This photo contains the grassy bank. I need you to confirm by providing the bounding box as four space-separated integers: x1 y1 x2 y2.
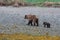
0 33 60 40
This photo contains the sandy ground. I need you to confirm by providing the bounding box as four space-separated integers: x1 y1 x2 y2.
0 33 60 40
0 25 60 36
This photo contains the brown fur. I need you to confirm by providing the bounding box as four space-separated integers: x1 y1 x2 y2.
24 14 39 26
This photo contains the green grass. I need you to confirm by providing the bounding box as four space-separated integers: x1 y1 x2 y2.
25 0 60 4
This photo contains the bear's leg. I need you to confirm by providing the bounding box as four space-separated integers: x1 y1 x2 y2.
30 20 33 26
34 22 36 26
36 19 39 26
43 22 46 27
44 24 46 27
27 20 33 26
47 24 50 28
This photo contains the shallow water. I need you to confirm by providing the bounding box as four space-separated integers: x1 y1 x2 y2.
0 6 60 27
0 6 60 35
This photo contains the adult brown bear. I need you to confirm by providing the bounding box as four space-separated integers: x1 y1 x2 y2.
24 14 39 26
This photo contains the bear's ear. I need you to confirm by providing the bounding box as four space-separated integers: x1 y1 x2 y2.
24 15 27 19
